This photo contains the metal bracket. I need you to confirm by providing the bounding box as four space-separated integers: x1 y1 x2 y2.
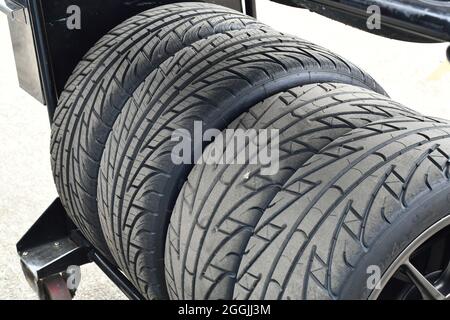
17 198 145 300
16 200 90 298
0 0 27 23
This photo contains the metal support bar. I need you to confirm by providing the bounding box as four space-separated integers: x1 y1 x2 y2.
274 0 450 43
28 0 58 122
89 252 145 300
0 0 26 23
245 0 257 18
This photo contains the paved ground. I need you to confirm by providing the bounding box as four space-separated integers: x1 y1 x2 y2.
0 0 449 300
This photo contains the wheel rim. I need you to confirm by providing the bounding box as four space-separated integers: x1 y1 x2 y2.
369 215 450 300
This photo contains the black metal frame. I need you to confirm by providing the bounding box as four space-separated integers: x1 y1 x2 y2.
27 0 58 122
17 198 146 300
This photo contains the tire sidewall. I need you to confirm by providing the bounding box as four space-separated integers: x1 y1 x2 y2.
339 182 450 300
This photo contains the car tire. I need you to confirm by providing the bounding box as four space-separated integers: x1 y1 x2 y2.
234 117 450 300
97 28 387 299
164 83 424 300
50 3 266 260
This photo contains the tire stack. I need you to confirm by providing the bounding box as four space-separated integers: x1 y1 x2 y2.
50 3 450 300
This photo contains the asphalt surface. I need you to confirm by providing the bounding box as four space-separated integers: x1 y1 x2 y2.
0 0 449 300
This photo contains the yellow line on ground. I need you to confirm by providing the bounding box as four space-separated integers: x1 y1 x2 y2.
428 61 450 81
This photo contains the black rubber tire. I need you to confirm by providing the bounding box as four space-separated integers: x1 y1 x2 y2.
233 117 450 300
50 2 265 259
164 83 426 300
97 28 387 299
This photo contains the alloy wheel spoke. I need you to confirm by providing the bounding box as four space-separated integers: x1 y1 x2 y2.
403 261 445 300
437 258 450 284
